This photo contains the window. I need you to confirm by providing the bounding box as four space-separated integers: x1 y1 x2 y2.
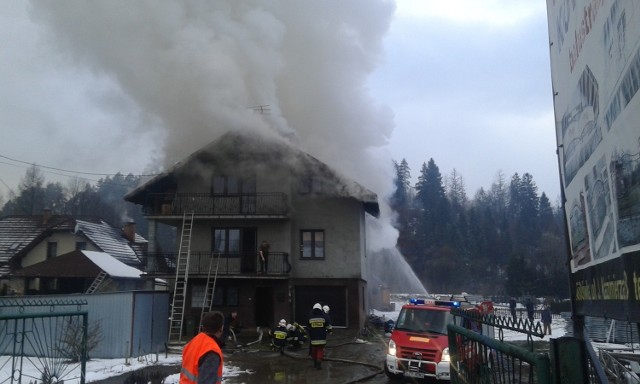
212 286 239 306
75 242 87 250
298 175 325 195
213 229 240 255
212 175 255 195
192 285 239 308
46 242 57 259
300 230 324 259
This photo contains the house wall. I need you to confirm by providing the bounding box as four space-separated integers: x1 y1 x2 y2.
289 196 364 279
23 232 98 267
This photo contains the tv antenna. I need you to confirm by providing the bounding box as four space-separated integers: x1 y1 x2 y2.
249 104 271 115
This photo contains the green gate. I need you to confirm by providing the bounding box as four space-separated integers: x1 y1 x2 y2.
448 308 608 383
0 298 88 384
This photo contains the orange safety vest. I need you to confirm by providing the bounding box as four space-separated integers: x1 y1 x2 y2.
180 333 224 384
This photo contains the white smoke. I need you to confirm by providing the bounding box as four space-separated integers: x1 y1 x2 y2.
29 0 424 293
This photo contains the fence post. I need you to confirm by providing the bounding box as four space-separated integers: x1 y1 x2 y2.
549 337 587 383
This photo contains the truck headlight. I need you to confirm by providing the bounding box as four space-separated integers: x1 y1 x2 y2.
442 347 450 362
388 339 397 356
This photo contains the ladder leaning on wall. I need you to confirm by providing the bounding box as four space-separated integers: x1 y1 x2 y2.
168 212 194 344
199 252 222 328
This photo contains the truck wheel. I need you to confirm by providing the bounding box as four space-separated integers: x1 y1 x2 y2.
384 365 401 382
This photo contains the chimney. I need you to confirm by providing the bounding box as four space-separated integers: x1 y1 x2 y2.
42 208 52 225
123 221 136 243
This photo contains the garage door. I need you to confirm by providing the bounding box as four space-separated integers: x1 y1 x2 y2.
294 286 347 327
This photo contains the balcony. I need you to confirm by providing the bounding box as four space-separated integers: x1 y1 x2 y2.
145 251 292 277
143 192 288 217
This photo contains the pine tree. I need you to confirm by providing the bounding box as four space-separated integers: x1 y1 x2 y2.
415 159 450 248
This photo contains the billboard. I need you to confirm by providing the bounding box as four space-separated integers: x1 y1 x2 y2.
547 0 640 320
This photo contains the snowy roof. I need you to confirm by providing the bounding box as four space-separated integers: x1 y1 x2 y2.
75 219 144 266
0 215 76 264
81 250 143 279
0 214 146 277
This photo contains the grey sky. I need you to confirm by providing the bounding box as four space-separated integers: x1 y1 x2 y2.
372 1 559 200
0 1 560 206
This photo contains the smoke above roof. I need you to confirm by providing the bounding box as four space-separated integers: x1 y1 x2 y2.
29 1 396 194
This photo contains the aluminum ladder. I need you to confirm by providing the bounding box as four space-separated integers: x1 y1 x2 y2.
168 212 194 343
199 253 222 327
85 271 108 294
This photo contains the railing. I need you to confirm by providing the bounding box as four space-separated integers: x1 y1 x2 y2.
144 192 288 216
448 323 551 384
146 251 292 276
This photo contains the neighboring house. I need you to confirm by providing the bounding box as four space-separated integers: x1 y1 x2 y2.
0 211 147 295
125 131 380 337
14 250 145 294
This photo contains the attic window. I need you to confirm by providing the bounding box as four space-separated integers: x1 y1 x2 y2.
299 175 325 195
10 242 20 250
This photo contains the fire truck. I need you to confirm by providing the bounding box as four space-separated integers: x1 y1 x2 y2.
384 298 494 382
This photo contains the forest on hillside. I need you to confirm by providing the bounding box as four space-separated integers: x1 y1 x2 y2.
1 160 570 298
389 158 569 298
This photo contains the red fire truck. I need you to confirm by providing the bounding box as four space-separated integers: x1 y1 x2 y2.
384 298 494 382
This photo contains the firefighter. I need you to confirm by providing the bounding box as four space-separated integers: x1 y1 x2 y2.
180 311 224 384
287 322 307 350
308 303 332 369
322 305 331 326
270 319 289 355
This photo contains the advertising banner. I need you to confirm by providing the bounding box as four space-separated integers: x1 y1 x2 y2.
547 0 640 320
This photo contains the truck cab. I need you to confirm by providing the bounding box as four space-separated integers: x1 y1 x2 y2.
385 298 460 381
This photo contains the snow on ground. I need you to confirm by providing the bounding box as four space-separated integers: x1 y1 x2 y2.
1 352 248 384
7 296 638 383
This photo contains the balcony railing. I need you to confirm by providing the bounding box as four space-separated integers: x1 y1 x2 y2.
145 251 292 276
144 192 288 216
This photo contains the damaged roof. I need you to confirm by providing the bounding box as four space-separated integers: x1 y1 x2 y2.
125 131 380 216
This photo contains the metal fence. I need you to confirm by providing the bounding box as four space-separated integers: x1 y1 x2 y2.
0 298 88 384
447 308 612 383
1 292 169 359
448 323 551 384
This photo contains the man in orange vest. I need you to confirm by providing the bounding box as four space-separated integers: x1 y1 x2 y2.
180 311 224 383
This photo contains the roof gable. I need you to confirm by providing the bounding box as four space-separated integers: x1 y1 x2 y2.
0 215 75 265
0 215 145 272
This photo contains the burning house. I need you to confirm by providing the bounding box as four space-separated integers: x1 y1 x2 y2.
125 131 380 338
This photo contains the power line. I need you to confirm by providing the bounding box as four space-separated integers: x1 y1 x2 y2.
0 153 160 178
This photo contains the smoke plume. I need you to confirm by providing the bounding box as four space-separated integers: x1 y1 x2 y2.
29 0 425 293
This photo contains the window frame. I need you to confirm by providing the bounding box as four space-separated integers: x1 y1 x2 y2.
46 242 57 260
299 230 325 260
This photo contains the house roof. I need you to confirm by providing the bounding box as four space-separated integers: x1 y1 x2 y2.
0 214 76 265
125 131 380 216
75 219 145 266
0 215 145 276
14 250 143 279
